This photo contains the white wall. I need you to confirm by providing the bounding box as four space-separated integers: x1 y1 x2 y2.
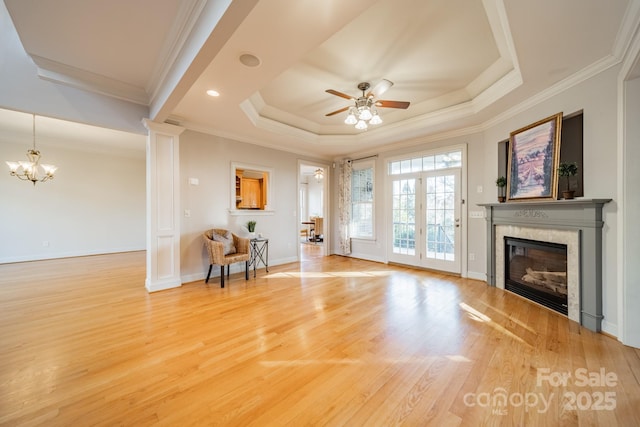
0 141 146 263
178 130 323 283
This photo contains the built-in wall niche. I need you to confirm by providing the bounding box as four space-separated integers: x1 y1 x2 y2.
230 162 274 215
498 111 583 199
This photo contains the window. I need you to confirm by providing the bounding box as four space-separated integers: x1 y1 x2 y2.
388 150 462 175
351 162 374 239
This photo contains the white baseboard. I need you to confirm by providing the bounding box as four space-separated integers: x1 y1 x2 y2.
601 319 618 338
145 277 182 293
346 252 386 264
466 271 487 281
0 246 145 264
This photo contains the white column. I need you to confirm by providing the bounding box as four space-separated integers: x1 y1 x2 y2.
142 119 185 292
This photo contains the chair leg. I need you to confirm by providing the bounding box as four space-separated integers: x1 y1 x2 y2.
245 260 249 280
220 265 225 288
205 264 213 283
227 264 230 279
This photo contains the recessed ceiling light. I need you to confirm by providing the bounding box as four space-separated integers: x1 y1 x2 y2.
206 89 220 97
239 53 261 68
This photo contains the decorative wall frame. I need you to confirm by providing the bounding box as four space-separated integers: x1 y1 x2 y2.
507 113 562 201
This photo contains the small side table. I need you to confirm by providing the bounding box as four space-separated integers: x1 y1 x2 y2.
249 238 269 277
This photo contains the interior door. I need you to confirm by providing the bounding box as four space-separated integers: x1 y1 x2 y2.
388 169 461 274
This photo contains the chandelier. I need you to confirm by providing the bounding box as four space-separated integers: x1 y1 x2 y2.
314 168 324 182
6 114 57 185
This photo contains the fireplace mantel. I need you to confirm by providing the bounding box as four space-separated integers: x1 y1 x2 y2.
478 198 611 331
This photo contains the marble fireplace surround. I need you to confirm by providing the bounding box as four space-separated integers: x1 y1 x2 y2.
479 199 611 332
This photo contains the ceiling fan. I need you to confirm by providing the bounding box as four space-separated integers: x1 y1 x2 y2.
325 79 410 129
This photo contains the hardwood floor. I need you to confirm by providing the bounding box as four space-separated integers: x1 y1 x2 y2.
1 250 639 426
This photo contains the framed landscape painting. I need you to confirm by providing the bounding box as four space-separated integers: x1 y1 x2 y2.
507 113 562 201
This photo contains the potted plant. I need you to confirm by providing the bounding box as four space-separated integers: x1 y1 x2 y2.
557 162 578 199
496 176 507 203
246 220 257 238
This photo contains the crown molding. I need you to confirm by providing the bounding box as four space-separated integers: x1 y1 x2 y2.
31 55 149 105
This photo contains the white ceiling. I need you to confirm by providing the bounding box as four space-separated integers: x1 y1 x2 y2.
3 0 638 159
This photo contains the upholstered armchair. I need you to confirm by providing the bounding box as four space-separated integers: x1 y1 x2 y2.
202 229 250 288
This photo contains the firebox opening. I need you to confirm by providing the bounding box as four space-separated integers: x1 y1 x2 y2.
504 237 568 315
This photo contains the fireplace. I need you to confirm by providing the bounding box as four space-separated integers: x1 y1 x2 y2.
479 199 611 332
504 237 568 315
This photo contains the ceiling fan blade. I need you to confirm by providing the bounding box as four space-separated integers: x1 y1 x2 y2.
326 89 354 100
325 106 350 117
367 79 393 98
376 100 410 109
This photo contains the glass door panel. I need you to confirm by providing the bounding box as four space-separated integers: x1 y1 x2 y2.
423 170 460 272
389 177 418 263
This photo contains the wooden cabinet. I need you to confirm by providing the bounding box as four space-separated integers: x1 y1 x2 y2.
238 178 263 209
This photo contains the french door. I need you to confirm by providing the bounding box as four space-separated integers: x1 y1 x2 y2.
389 168 461 273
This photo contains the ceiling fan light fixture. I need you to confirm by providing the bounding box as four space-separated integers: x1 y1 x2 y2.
325 80 409 131
345 107 357 125
355 120 368 130
358 107 372 121
369 112 382 125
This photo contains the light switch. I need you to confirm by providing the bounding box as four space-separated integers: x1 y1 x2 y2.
469 211 485 219
189 178 199 186
477 185 483 193
184 209 191 217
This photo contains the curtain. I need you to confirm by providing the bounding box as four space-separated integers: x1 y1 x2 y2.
338 160 352 255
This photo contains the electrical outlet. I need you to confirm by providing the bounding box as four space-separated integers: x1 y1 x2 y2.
469 253 475 261
477 185 483 193
184 209 191 218
42 241 49 247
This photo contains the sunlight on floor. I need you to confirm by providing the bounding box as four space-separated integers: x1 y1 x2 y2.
459 302 532 348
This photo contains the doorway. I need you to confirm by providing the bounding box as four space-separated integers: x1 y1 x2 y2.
298 162 328 259
387 148 464 274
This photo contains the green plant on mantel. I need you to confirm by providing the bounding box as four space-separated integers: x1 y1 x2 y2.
557 162 579 199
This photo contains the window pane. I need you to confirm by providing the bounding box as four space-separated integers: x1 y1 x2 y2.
400 159 411 174
411 158 422 172
391 177 416 255
423 156 435 171
447 151 462 167
390 161 400 175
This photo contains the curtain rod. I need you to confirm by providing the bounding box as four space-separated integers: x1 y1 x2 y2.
347 154 378 163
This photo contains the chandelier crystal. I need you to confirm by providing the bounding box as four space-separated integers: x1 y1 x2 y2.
6 114 57 185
